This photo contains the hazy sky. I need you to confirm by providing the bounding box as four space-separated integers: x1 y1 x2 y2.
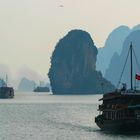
0 0 140 82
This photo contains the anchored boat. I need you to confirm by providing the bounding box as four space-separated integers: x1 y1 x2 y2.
95 43 140 132
0 75 14 99
33 86 50 92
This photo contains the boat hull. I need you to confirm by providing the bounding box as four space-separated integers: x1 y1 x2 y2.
0 87 14 99
95 116 140 132
33 87 50 92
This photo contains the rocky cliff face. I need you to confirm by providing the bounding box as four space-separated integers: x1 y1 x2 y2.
48 30 115 94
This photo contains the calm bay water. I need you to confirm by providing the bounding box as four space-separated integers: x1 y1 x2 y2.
0 92 140 140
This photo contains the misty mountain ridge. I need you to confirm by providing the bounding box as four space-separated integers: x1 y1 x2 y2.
105 29 140 88
18 77 51 92
18 77 36 92
0 64 48 90
97 24 140 76
97 25 130 75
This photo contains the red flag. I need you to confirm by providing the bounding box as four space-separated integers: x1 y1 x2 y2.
135 74 140 80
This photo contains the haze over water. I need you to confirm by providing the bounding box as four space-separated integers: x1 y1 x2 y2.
0 92 139 140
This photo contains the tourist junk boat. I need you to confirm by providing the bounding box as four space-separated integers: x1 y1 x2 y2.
0 75 14 99
95 43 140 132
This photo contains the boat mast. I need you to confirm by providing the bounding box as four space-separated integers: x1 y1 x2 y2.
130 42 133 90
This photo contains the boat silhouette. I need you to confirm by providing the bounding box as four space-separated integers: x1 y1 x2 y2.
0 75 14 98
95 43 140 132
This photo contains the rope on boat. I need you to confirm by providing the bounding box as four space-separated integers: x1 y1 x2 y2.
117 48 130 89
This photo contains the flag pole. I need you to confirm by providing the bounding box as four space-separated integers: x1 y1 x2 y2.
130 42 133 90
134 74 136 91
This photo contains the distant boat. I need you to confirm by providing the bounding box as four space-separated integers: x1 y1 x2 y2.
0 87 14 98
95 43 140 132
33 86 50 92
0 75 14 99
33 81 50 92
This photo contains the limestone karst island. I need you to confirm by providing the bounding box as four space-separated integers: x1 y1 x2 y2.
48 30 115 94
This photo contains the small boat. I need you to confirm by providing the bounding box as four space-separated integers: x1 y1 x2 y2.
33 86 50 92
95 43 140 132
0 87 14 98
0 75 14 99
33 81 50 92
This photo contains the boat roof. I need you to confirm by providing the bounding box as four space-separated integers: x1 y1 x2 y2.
99 90 140 101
